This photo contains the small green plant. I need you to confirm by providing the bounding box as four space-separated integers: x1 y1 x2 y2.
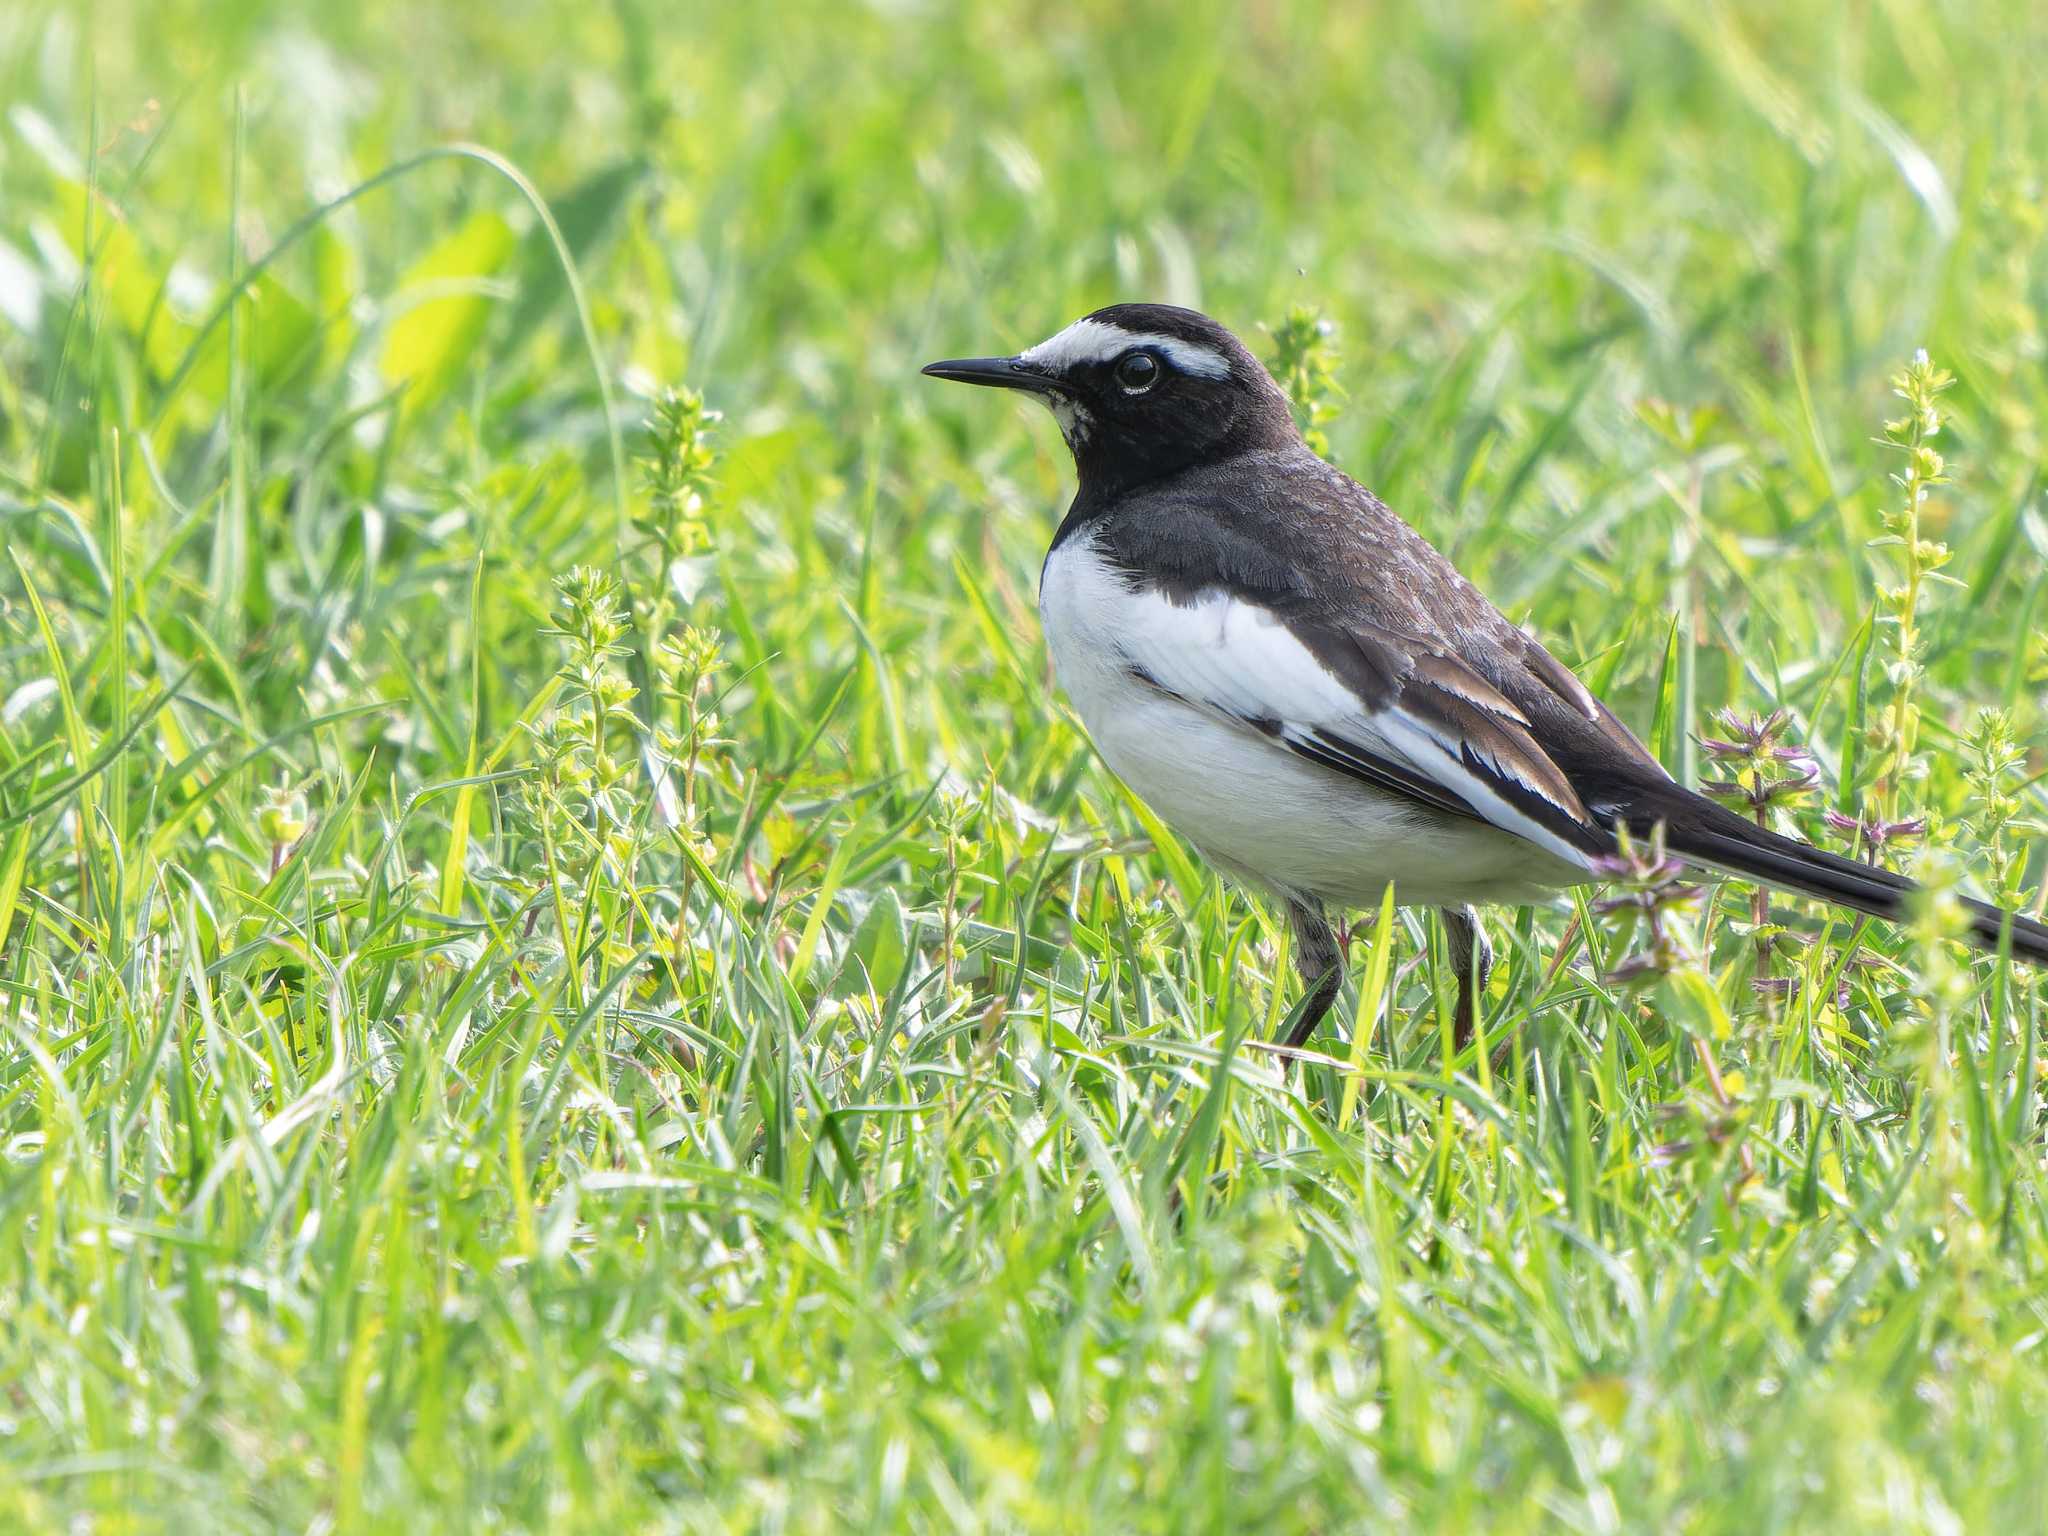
1591 822 1704 987
1268 305 1345 458
1963 708 2038 910
931 780 983 1001
1700 707 1820 976
632 388 730 981
635 385 722 650
1868 350 1959 820
1593 824 1756 1189
654 622 727 837
534 564 640 833
523 565 643 989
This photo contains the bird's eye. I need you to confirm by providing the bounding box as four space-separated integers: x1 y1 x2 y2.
1113 351 1161 394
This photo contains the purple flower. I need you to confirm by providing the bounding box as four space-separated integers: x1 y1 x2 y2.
1701 708 1788 754
1588 849 1687 885
1823 809 1926 851
1703 757 1821 815
1595 883 1703 916
1696 705 1823 827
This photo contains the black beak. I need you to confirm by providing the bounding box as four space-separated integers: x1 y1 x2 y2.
920 355 1062 395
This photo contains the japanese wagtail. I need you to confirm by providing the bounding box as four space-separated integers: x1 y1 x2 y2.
924 303 2048 1050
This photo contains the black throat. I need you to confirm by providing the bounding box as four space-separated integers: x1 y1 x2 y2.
1052 392 1300 549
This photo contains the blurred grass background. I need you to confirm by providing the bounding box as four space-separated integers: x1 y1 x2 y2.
3 0 2047 1530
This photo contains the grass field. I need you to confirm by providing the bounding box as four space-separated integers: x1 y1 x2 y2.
5 0 2048 1529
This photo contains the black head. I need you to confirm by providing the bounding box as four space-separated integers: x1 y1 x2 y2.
923 303 1301 499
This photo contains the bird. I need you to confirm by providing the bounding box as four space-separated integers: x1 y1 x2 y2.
923 302 2048 1053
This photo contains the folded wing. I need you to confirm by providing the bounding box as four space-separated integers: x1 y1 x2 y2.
1109 583 1610 871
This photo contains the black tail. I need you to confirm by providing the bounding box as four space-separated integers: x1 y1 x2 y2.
1639 789 2048 965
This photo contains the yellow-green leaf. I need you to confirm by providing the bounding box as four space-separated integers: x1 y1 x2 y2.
0 823 30 953
379 211 515 410
1339 881 1397 1130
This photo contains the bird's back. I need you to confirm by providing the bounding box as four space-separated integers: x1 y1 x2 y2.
1080 446 1671 810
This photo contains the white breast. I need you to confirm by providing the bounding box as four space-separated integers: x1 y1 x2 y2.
1037 532 1579 910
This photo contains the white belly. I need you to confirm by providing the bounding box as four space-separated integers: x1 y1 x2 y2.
1038 534 1580 910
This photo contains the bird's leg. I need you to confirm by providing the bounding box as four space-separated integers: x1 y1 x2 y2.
1281 898 1344 1051
1443 905 1493 1050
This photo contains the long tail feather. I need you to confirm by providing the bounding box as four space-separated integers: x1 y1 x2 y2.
1638 790 2048 964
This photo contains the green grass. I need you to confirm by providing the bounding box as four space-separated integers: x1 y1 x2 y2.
4 0 2048 1528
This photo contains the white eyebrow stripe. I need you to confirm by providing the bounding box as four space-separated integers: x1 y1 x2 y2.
1018 318 1232 379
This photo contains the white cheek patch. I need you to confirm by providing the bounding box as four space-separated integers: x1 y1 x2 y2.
1047 397 1094 448
1020 317 1231 380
